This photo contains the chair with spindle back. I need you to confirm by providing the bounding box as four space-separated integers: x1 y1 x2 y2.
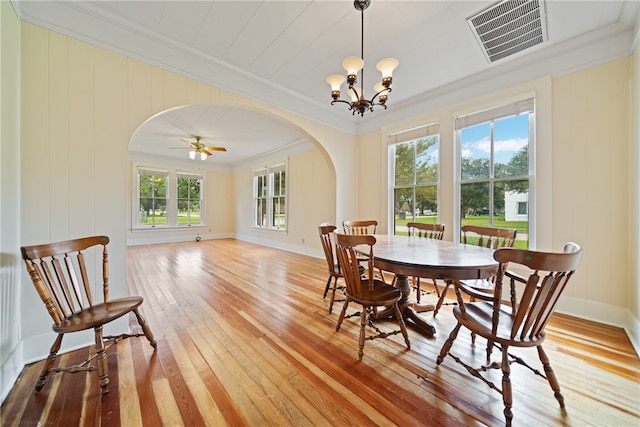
21 235 157 394
342 220 388 282
433 225 517 316
318 223 345 314
334 232 410 361
406 222 445 303
437 243 583 427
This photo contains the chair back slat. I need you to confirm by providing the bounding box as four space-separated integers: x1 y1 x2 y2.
461 225 517 249
335 233 376 298
21 236 111 326
318 223 340 275
493 243 582 342
407 222 445 240
342 220 377 235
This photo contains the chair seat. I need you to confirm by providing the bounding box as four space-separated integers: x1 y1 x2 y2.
453 301 544 348
457 278 495 300
53 296 144 333
348 279 402 307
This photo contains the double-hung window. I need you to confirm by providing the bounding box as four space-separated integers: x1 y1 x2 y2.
137 168 168 227
135 165 205 228
455 98 534 248
253 162 287 230
390 124 440 235
177 172 203 226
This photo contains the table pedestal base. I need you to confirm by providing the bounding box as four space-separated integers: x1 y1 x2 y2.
376 274 436 337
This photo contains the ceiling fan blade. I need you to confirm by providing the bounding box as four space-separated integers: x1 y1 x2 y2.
205 146 227 152
201 149 214 156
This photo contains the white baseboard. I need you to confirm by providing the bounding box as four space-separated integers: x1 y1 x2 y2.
556 296 639 356
0 343 23 403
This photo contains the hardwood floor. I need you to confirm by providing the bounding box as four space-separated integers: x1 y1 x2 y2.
2 239 639 426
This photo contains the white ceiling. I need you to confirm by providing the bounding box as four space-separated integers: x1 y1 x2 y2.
12 1 640 168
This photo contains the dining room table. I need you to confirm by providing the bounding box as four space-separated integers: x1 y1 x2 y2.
366 234 499 338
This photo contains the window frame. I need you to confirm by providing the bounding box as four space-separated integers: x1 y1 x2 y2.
454 98 535 248
388 124 441 235
252 160 287 231
133 163 206 230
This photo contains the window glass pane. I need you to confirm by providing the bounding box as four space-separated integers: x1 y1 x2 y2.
460 123 490 180
394 187 413 234
415 136 439 185
502 179 529 249
138 170 167 227
415 185 438 222
460 182 490 227
494 115 529 178
395 141 415 186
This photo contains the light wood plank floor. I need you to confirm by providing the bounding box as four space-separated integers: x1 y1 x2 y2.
2 239 639 426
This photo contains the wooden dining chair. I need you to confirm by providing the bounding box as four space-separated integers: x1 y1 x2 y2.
334 232 410 361
406 222 445 303
21 235 157 394
342 219 377 235
318 223 345 314
433 225 517 316
341 219 389 282
436 243 583 427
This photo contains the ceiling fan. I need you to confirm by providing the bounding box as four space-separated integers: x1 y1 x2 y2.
173 136 226 160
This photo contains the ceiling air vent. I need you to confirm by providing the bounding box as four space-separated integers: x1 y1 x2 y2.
467 0 547 63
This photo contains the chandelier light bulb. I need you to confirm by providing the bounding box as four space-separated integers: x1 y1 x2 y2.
326 74 345 91
189 150 196 160
376 58 399 77
342 56 364 76
200 152 207 161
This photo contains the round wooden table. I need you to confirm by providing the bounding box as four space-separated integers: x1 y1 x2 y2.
369 234 498 337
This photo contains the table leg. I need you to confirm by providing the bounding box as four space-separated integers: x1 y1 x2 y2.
376 274 436 337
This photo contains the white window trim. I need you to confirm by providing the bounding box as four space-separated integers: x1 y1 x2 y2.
132 162 206 230
453 96 536 246
252 160 288 231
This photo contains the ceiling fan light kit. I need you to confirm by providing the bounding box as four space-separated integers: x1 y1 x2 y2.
326 0 398 117
177 136 226 160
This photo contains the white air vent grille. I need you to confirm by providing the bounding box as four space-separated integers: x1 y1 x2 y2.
468 0 547 63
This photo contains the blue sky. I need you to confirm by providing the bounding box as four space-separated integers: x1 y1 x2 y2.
461 114 529 164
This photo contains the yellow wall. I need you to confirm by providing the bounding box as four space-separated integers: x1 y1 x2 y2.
18 21 354 362
630 41 640 346
357 63 635 338
8 15 639 390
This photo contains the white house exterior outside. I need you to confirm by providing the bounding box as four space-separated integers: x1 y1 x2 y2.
505 191 529 222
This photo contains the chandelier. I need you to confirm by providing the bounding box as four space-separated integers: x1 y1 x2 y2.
326 0 398 117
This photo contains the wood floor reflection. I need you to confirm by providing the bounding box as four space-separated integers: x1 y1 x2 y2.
2 238 639 426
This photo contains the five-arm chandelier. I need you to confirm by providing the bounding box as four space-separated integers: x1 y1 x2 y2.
326 0 398 117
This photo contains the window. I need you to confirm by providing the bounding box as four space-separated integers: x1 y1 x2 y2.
253 162 287 230
389 124 440 235
134 165 205 229
177 172 203 226
138 168 168 227
455 98 534 248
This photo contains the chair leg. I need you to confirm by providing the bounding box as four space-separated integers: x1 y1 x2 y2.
501 345 514 427
537 345 565 408
415 277 421 303
133 308 157 348
433 280 454 316
35 333 64 392
436 323 461 365
94 326 110 394
322 275 332 299
393 303 410 349
358 307 368 361
328 277 340 314
336 298 350 331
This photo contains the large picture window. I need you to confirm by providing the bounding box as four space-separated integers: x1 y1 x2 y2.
389 124 440 235
135 165 205 229
253 162 287 230
455 98 534 248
